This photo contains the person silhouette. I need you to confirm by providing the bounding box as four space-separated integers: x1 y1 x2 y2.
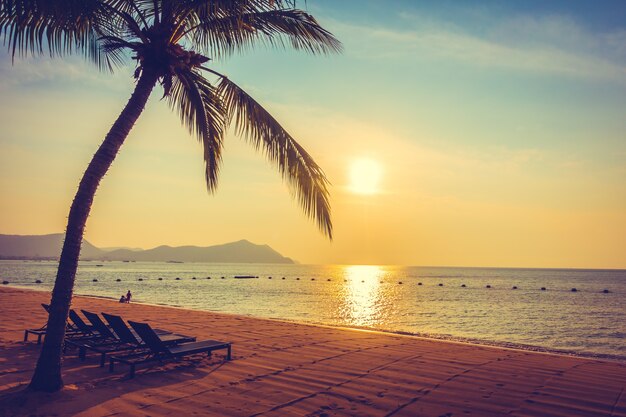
126 290 132 303
119 295 126 303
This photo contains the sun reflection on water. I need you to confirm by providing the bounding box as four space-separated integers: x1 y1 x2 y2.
342 265 386 327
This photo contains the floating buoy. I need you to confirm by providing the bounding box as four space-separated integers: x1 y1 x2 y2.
2 280 8 285
311 278 315 281
438 283 443 287
192 277 196 280
541 287 546 291
327 279 331 281
461 284 466 287
138 278 143 281
296 278 300 280
116 278 121 282
571 288 577 292
158 278 162 281
92 279 98 282
207 277 211 279
344 279 348 282
512 286 517 290
361 280 365 283
282 277 285 280
398 281 403 284
602 289 610 293
221 276 225 279
35 279 42 284
486 285 491 288
176 277 181 280
268 277 272 279
418 282 422 286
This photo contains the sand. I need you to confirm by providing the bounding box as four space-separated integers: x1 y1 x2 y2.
0 287 625 417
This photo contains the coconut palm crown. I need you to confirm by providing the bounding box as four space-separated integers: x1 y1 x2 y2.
1 0 340 392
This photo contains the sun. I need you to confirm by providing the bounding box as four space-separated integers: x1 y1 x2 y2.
349 159 382 195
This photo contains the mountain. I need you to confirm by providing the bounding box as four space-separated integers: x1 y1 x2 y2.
0 233 105 260
99 246 143 252
102 239 294 263
0 234 294 264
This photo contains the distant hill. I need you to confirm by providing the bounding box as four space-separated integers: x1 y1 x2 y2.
0 233 105 260
102 240 294 263
0 234 293 264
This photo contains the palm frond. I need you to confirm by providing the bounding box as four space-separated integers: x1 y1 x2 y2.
167 69 226 191
191 9 341 58
1 0 100 57
217 75 332 238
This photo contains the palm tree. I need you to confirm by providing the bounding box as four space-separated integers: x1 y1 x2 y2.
0 0 340 392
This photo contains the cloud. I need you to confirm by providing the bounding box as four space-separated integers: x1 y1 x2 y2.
0 52 131 91
331 14 626 82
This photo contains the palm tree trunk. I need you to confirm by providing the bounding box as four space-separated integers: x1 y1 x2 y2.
28 69 159 392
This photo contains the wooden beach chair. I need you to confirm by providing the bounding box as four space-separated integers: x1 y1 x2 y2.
109 321 231 378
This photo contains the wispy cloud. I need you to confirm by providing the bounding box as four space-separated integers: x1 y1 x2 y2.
0 52 131 91
331 13 626 81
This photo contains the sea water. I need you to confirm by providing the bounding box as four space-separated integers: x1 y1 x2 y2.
1 260 624 360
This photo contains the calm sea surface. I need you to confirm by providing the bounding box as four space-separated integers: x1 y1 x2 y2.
2 261 625 359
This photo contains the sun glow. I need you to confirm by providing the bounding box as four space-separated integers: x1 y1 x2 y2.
349 159 382 195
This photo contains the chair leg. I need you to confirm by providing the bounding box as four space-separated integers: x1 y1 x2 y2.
24 330 29 342
37 334 43 345
109 359 115 373
227 345 232 361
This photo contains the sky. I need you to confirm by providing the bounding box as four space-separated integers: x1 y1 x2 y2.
0 1 625 268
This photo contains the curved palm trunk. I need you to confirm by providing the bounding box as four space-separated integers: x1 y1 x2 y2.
28 69 159 392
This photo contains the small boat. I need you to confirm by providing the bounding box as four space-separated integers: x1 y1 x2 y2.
95 264 104 267
234 275 258 279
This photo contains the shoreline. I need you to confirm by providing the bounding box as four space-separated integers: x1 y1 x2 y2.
1 286 625 416
8 284 626 364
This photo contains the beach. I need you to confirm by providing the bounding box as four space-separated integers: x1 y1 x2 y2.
1 287 625 417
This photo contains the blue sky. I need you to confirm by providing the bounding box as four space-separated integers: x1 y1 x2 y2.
0 1 624 268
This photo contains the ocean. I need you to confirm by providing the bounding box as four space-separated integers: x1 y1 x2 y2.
2 260 625 360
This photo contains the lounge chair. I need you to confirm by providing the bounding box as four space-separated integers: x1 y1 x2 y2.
72 311 196 367
68 310 96 336
109 321 231 378
101 312 195 346
24 304 83 344
65 310 139 364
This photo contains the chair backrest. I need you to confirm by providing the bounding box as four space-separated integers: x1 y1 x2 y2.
81 310 116 339
102 313 139 345
128 321 170 355
69 310 93 333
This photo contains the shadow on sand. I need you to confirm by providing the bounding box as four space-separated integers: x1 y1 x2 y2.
0 341 228 416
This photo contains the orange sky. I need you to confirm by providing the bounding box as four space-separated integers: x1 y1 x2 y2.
0 2 625 268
